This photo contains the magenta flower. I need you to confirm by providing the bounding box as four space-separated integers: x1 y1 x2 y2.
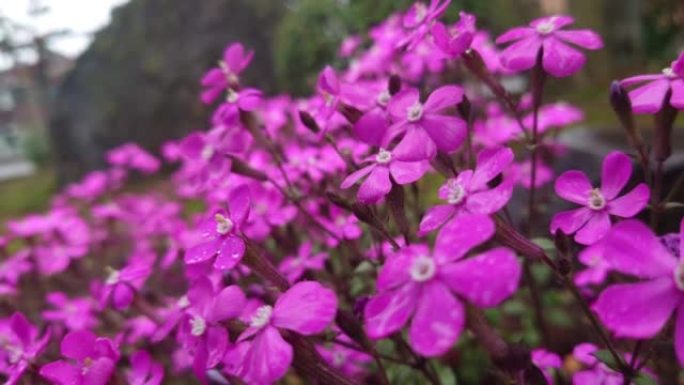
341 148 429 204
509 158 554 189
388 85 467 161
235 281 337 384
574 241 610 287
185 185 250 270
592 218 684 364
531 349 561 385
496 15 603 77
620 51 684 114
0 313 50 385
278 241 328 283
100 259 152 310
317 334 371 378
127 351 163 385
42 292 98 331
364 214 520 356
179 277 245 381
106 143 160 174
550 151 649 245
40 330 119 385
418 147 514 235
212 87 262 125
201 42 254 104
401 0 451 49
431 12 476 57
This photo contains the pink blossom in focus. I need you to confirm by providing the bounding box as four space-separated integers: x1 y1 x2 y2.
620 51 684 114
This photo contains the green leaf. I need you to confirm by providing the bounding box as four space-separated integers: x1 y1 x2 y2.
592 349 620 371
633 373 657 385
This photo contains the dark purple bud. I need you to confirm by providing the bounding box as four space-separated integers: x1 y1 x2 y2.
299 110 320 133
338 103 362 124
226 154 268 181
654 94 678 162
388 74 401 95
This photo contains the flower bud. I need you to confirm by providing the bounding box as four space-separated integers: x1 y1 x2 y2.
388 74 402 95
299 110 320 133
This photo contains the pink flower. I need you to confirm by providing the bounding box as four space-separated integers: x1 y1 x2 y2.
179 278 245 381
106 143 160 174
418 147 514 235
620 51 684 114
185 185 250 270
387 85 467 161
531 349 561 385
40 330 119 385
431 12 476 57
201 42 254 104
212 87 262 125
550 151 649 245
509 159 554 189
592 218 684 364
127 350 163 385
340 148 429 204
496 15 603 77
278 241 328 283
0 313 50 385
401 0 451 49
42 292 98 331
235 281 337 384
100 258 152 310
317 334 371 378
364 214 520 356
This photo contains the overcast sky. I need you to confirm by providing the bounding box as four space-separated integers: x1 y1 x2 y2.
0 0 129 67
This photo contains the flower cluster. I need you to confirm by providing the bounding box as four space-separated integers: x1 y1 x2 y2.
0 1 682 384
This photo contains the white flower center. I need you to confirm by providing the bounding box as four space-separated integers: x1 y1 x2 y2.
410 256 436 282
250 305 273 328
215 213 234 235
105 268 120 285
376 90 390 107
190 316 207 336
407 102 424 122
663 67 676 78
674 263 684 291
177 295 190 309
201 145 215 161
375 149 392 164
226 88 239 103
587 188 606 211
536 21 555 35
414 3 427 23
446 180 466 205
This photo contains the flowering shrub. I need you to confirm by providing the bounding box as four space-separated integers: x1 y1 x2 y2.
0 1 682 384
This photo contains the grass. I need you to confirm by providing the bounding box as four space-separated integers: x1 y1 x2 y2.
0 168 57 223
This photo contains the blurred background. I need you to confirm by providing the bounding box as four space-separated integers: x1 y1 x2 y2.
0 0 682 219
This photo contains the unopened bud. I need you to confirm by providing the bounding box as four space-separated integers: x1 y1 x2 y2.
388 74 402 95
338 103 362 124
298 110 320 133
654 94 678 162
226 154 268 181
610 81 645 152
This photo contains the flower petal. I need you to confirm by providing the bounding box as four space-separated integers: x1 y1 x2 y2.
440 247 521 307
408 282 464 356
206 285 246 323
422 115 467 154
554 170 592 205
390 160 429 185
499 36 542 73
185 239 221 265
466 181 514 215
357 166 392 204
239 326 293 384
628 79 670 114
214 236 245 270
470 146 515 189
554 30 603 50
341 164 375 189
542 38 586 77
604 220 676 278
61 330 96 360
574 210 611 245
671 80 684 110
593 277 679 338
392 127 437 161
608 183 649 217
229 184 251 225
600 151 632 200
423 85 464 112
365 283 419 339
434 214 494 263
675 304 684 365
388 88 420 121
496 27 536 44
418 204 456 236
39 361 81 385
550 207 593 235
83 357 115 385
272 281 337 335
353 108 389 146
